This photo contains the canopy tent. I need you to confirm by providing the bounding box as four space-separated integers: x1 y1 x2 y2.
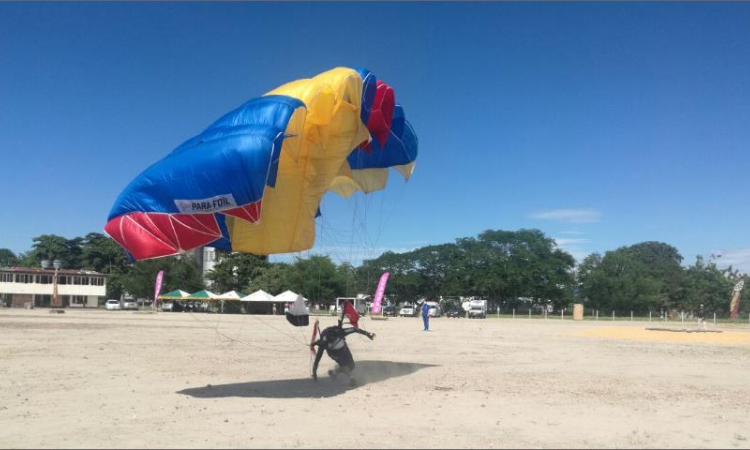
185 290 220 300
241 289 276 302
158 289 190 300
274 290 308 304
218 290 245 300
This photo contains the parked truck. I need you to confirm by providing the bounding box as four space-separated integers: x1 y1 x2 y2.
468 299 487 319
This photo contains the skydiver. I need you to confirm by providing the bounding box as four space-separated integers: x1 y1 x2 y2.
311 319 375 386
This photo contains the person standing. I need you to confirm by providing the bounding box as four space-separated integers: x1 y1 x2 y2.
422 301 430 331
697 304 707 330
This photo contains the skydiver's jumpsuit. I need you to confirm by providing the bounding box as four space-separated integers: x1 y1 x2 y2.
312 324 374 380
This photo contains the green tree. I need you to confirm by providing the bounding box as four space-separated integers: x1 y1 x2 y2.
21 235 82 268
121 256 204 300
623 242 685 310
285 255 344 306
246 262 292 296
590 250 662 313
683 256 737 315
357 229 576 309
80 233 129 273
0 248 18 266
473 229 576 307
206 252 268 293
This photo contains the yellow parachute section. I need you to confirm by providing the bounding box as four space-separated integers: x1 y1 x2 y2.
228 67 371 254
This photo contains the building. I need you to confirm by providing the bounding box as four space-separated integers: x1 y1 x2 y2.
186 246 218 287
0 267 108 308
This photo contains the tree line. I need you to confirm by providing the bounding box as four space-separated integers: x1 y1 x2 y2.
1 229 746 315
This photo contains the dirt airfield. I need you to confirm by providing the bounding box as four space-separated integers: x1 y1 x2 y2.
1 309 749 449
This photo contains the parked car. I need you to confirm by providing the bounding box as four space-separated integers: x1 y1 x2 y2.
105 299 121 311
399 303 416 317
446 307 463 318
121 299 138 310
160 301 174 312
426 302 443 317
382 305 397 317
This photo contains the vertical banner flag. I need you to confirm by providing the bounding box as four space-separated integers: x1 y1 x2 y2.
372 272 390 315
729 279 744 320
153 270 165 309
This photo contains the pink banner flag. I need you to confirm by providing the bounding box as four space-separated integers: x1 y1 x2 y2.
371 272 390 315
153 270 165 308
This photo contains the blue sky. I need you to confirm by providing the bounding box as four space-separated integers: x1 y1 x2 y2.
1 2 749 270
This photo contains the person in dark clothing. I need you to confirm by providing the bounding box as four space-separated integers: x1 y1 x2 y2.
697 304 707 330
311 320 375 385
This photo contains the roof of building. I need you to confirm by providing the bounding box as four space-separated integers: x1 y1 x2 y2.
0 267 109 276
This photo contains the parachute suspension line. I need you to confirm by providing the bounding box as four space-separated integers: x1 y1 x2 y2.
186 312 305 354
244 310 309 348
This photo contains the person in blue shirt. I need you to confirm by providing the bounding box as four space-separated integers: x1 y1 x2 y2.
421 301 430 331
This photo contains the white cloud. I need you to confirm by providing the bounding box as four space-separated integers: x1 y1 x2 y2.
711 248 750 273
269 245 417 266
530 209 602 224
553 238 591 246
553 237 593 262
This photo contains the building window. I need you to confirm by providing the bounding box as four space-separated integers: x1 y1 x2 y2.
0 273 13 283
73 276 89 285
38 275 53 284
91 277 104 286
58 276 68 285
16 274 32 283
70 296 86 306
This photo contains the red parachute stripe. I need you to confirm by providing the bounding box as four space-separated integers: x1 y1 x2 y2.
366 82 395 146
145 214 180 248
170 216 221 250
174 214 221 236
223 200 262 223
104 214 179 260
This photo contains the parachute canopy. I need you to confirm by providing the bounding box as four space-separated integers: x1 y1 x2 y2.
105 67 418 260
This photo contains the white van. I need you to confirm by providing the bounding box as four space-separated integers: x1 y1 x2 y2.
468 299 488 319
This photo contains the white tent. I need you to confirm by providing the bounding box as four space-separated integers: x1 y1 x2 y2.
240 289 276 302
274 290 308 303
218 290 244 300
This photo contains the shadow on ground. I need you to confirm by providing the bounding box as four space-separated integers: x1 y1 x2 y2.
178 360 436 399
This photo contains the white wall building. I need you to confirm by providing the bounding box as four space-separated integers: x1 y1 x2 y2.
186 246 218 287
0 267 108 308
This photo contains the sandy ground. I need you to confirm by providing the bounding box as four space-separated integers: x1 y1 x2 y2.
1 309 750 449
